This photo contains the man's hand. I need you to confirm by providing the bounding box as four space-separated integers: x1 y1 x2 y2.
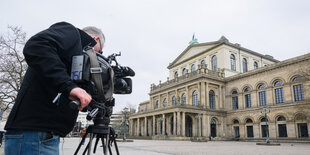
69 87 92 111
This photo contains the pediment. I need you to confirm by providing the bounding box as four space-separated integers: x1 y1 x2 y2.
168 42 221 68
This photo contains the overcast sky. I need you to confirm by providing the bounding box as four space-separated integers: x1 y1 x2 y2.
1 0 310 113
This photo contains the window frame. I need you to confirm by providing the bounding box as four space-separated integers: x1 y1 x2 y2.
211 55 217 71
230 54 236 71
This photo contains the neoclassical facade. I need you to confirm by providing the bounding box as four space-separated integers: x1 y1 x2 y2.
129 36 310 141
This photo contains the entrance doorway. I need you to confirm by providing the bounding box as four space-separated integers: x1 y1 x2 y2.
185 116 192 137
298 123 309 138
246 126 254 138
210 119 216 137
261 125 269 137
278 124 287 137
234 126 240 138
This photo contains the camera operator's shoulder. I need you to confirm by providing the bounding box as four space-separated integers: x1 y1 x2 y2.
32 22 81 49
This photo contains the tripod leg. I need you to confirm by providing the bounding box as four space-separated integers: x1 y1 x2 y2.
86 133 94 155
93 135 100 154
108 141 112 155
82 141 90 155
114 138 120 155
102 134 109 155
74 131 89 155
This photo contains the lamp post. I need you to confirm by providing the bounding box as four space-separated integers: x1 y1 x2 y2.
122 107 129 141
261 106 270 143
195 114 202 141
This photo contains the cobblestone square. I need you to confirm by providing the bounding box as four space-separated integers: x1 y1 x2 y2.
1 138 310 155
60 138 310 155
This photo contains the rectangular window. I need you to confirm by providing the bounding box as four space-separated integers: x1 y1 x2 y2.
259 91 266 106
275 88 284 104
232 96 238 110
294 84 304 101
245 94 251 108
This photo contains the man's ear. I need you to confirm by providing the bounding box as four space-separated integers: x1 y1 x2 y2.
94 36 100 41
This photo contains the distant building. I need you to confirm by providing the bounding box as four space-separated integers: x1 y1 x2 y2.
129 36 310 141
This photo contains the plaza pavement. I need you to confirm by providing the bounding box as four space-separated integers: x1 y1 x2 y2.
1 138 310 155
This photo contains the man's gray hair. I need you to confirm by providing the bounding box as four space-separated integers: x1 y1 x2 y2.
83 26 105 46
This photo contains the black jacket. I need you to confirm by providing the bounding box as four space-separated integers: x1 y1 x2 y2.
5 22 96 137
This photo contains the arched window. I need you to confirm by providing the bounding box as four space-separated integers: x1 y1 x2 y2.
274 80 284 104
277 116 286 121
182 93 186 105
246 119 253 124
230 54 236 71
254 61 258 70
258 84 267 106
174 71 178 78
163 98 167 107
292 76 304 101
232 90 238 110
192 91 198 106
191 64 196 72
209 90 215 109
243 58 248 72
201 60 206 69
182 68 187 75
233 120 239 124
211 55 217 71
172 96 176 105
244 87 251 108
155 100 159 109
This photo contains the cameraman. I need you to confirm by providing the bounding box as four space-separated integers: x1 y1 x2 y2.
4 22 105 155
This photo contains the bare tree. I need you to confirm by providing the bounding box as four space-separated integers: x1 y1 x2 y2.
0 26 27 113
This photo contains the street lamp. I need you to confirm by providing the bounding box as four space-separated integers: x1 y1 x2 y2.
261 106 270 143
122 107 129 141
195 114 202 141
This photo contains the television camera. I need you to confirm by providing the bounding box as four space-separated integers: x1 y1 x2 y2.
69 47 134 155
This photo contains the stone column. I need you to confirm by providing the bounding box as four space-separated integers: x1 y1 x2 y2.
173 112 177 135
266 88 273 106
239 124 245 138
186 86 189 105
159 95 161 108
254 123 260 138
202 114 207 137
153 115 155 136
219 85 223 109
137 118 140 136
176 89 179 105
206 82 209 108
177 111 181 135
222 86 226 109
269 122 276 138
286 121 296 138
166 92 169 106
206 115 210 137
198 82 201 106
182 112 186 136
144 117 147 136
129 119 132 136
198 114 202 137
201 82 206 108
163 114 166 135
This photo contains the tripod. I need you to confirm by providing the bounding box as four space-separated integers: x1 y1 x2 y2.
74 125 120 155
